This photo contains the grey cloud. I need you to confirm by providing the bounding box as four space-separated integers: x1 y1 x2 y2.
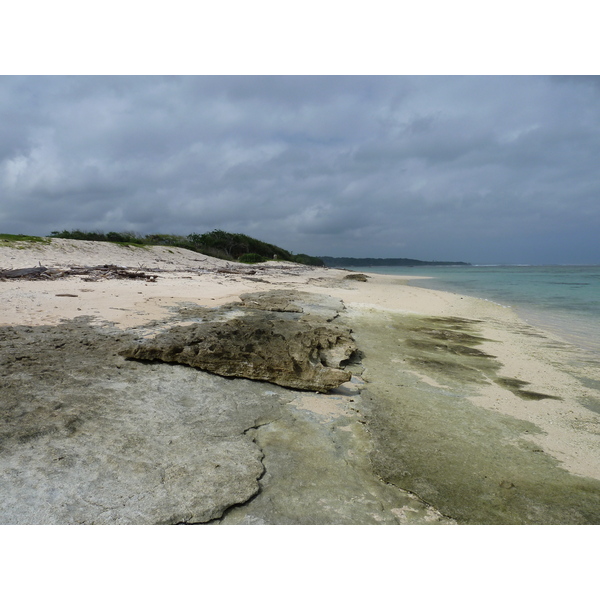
1 76 599 264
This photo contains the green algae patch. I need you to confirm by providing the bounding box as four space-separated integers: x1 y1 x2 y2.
345 309 600 524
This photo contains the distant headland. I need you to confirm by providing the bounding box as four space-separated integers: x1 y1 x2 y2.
318 256 471 268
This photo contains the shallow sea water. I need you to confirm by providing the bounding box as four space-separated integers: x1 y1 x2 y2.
355 265 600 357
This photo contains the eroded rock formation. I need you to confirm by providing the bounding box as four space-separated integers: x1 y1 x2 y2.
121 290 357 392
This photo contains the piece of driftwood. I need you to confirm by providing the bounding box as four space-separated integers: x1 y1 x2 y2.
0 266 48 278
0 264 158 282
216 268 257 275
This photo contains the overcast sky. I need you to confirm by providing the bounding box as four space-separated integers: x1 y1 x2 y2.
1 75 599 264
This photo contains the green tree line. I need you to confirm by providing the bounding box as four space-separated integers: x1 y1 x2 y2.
49 229 325 266
318 256 470 267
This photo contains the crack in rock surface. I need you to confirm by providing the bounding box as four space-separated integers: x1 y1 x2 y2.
213 380 454 525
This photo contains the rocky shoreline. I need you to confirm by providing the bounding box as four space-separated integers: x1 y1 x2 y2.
0 289 453 524
2 239 600 524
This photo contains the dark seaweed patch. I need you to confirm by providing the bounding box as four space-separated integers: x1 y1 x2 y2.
405 338 495 358
448 344 496 358
394 315 501 387
496 377 560 401
422 328 491 345
405 355 491 385
424 317 483 326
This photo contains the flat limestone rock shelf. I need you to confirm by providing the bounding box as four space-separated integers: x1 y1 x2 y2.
0 319 284 524
213 379 453 525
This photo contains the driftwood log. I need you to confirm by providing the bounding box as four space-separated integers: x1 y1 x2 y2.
0 264 158 282
216 268 257 275
0 266 48 278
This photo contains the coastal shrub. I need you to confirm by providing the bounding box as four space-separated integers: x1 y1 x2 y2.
293 253 325 266
144 234 193 249
105 231 141 243
238 253 267 264
186 230 294 262
51 229 103 241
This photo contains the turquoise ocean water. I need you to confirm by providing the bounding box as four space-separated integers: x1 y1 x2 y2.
352 265 600 357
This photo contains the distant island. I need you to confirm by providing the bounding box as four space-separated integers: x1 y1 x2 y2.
319 257 471 268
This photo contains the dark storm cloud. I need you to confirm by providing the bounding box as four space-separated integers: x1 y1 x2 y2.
1 75 600 264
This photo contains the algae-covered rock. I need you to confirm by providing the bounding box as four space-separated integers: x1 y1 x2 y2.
344 273 369 282
121 313 356 392
121 290 357 392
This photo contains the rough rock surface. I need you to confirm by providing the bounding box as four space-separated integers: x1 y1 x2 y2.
121 291 357 392
0 318 291 524
0 290 451 525
344 273 369 282
215 378 453 525
237 290 345 321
